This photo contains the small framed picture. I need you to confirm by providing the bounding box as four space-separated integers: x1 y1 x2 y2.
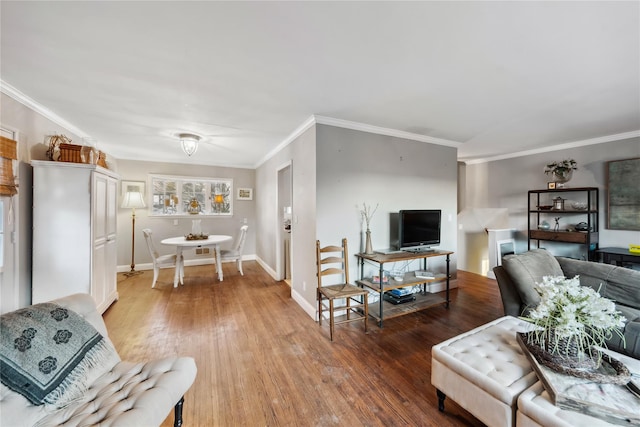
121 180 145 197
237 187 253 201
547 182 556 189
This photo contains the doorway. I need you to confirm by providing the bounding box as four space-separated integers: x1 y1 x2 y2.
276 161 292 284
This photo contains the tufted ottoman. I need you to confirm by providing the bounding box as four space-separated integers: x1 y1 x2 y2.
431 316 538 427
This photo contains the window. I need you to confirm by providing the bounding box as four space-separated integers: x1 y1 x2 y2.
150 175 233 216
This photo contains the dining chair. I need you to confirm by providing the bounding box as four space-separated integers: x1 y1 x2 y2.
316 238 368 341
142 228 183 288
219 225 249 275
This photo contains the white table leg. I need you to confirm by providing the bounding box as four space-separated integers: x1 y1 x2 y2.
174 247 182 288
215 244 224 281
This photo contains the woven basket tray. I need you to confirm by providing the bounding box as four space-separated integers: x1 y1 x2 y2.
59 143 83 163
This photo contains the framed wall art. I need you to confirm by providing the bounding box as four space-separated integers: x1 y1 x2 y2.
237 187 253 201
607 157 640 230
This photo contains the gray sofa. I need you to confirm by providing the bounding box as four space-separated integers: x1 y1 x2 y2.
493 249 640 359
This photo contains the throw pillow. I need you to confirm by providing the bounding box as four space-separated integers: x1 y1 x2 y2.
502 249 564 310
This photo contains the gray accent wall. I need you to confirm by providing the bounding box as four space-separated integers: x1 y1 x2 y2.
460 137 640 273
315 125 458 284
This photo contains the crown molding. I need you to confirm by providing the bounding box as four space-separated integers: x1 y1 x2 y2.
463 130 640 165
0 79 89 138
254 115 316 168
314 115 461 148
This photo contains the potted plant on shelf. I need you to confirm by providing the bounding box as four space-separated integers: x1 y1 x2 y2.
520 276 629 383
544 159 578 183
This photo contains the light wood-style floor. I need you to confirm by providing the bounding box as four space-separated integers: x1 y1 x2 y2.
104 262 505 426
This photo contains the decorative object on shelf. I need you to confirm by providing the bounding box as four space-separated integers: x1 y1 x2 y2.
553 217 560 231
179 133 200 156
547 182 556 189
607 157 640 231
59 143 83 163
121 190 146 277
188 197 201 214
521 276 627 379
360 202 379 255
552 197 565 210
537 221 550 230
544 159 577 183
571 202 587 210
575 222 591 232
537 205 552 210
97 151 108 168
45 134 72 161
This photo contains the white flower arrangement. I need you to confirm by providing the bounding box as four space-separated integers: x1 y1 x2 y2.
523 276 626 362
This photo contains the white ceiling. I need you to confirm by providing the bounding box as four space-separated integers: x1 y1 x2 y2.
2 1 639 168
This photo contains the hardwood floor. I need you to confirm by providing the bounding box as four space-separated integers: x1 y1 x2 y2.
104 262 505 427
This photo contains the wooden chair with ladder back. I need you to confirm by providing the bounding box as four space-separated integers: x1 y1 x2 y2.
316 238 369 341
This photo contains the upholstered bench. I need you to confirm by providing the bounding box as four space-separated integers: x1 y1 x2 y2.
431 316 538 427
1 293 197 427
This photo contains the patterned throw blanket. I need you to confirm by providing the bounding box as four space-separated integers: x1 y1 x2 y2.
0 302 119 407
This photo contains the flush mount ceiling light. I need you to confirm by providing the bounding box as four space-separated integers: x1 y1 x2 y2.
179 133 200 156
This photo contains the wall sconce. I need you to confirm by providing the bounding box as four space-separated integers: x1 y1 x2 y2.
179 133 200 156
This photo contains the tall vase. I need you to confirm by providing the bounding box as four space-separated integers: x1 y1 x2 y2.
365 229 373 254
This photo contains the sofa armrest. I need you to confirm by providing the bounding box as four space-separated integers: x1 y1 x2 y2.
493 266 523 317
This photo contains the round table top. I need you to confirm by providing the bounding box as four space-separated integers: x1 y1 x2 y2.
161 235 232 246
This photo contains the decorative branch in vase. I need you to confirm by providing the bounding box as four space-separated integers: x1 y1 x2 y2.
360 203 378 255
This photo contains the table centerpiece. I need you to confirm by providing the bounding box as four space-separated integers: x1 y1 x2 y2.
519 275 630 384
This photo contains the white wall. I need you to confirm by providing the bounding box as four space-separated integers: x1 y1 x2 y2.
255 125 317 317
0 93 85 311
115 159 256 270
461 137 640 269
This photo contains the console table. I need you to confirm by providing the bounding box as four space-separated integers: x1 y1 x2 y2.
597 247 640 268
355 250 452 327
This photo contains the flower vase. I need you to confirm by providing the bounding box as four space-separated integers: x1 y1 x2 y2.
365 229 373 255
553 169 573 183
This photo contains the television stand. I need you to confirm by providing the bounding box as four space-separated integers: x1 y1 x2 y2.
355 249 453 328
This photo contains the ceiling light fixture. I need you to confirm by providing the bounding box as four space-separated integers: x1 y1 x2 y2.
179 133 200 156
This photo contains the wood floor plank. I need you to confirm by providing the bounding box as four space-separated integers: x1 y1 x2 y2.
104 262 504 426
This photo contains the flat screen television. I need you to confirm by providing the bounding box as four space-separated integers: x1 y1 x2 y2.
397 209 441 252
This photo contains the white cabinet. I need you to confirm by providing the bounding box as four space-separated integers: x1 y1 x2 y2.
32 161 119 313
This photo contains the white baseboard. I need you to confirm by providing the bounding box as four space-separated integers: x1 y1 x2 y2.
117 254 255 273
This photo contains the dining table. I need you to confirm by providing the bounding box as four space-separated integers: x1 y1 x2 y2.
160 235 232 287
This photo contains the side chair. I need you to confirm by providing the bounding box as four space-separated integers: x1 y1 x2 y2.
142 228 183 288
316 238 369 341
219 225 249 275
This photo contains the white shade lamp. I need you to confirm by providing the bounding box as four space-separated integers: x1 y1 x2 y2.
122 191 146 277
